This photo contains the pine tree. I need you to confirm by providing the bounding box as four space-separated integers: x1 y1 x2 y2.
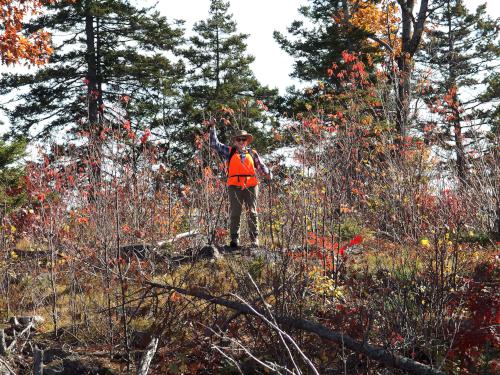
273 0 398 119
0 0 185 141
275 0 431 138
420 0 499 183
180 0 277 155
273 0 381 83
480 72 500 134
0 139 26 209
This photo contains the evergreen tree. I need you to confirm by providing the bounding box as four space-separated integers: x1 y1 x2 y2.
273 0 392 118
420 0 499 182
480 72 500 134
0 139 26 209
180 0 277 156
273 0 379 83
275 0 431 138
0 0 185 142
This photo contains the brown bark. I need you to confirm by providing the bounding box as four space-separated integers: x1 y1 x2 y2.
396 0 429 137
451 89 466 184
85 0 98 126
445 0 466 184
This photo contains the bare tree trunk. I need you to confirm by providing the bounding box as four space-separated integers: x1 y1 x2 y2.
85 2 98 126
49 238 58 338
445 0 467 185
396 54 411 137
451 89 466 184
395 0 429 137
116 190 131 372
136 337 159 375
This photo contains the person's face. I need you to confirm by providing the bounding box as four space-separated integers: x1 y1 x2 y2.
234 137 248 148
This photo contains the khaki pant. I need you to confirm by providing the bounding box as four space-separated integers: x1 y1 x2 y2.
228 185 259 243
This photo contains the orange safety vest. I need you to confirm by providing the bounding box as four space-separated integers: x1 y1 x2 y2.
227 147 258 188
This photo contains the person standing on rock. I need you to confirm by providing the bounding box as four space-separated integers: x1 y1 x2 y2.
209 125 272 248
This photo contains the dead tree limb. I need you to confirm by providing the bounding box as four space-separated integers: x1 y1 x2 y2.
145 281 446 375
0 357 15 375
7 321 34 352
136 337 159 375
0 330 6 356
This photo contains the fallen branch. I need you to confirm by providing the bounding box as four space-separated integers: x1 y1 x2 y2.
7 321 34 352
0 357 15 375
243 274 319 375
215 287 282 334
136 337 159 375
0 330 6 356
145 281 445 375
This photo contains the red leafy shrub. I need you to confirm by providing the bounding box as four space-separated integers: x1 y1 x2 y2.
449 258 500 372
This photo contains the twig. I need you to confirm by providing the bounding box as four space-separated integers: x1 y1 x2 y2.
7 322 34 352
0 357 15 375
244 273 318 375
211 345 244 374
212 332 293 375
216 287 282 333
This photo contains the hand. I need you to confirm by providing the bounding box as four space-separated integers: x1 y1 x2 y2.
203 120 215 128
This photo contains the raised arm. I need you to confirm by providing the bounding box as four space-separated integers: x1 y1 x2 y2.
210 126 231 161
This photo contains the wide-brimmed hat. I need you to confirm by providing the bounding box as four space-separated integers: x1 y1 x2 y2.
231 129 253 144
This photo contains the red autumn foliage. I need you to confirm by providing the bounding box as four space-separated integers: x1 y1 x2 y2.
448 260 500 370
140 129 151 144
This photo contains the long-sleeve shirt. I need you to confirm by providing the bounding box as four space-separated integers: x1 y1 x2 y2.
210 126 271 177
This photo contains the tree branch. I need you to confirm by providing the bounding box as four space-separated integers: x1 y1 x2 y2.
145 281 446 375
408 0 429 56
366 34 394 53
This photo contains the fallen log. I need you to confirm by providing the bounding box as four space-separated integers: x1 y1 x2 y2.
146 281 446 375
